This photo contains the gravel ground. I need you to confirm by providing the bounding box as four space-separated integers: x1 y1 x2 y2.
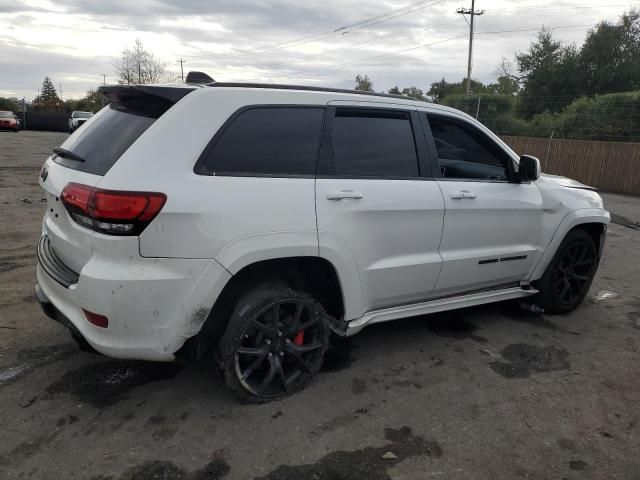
0 130 639 480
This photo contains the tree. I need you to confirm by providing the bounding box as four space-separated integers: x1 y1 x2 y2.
514 29 581 117
487 76 519 96
0 97 20 111
354 74 373 92
388 86 401 95
579 10 640 95
427 77 488 102
114 38 176 85
64 89 107 113
33 77 63 112
401 86 426 101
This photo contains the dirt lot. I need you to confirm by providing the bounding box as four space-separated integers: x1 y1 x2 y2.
1 130 639 480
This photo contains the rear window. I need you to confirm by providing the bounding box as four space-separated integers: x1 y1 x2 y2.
197 107 325 176
54 102 162 176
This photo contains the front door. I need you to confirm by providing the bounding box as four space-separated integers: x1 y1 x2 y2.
424 113 544 297
315 106 445 314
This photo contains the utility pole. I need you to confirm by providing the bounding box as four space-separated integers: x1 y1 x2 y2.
457 0 484 95
101 74 106 85
178 58 186 82
59 83 63 100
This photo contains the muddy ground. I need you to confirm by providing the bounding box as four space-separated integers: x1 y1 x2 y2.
1 130 639 479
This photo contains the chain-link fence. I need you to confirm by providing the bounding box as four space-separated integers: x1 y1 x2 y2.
443 92 640 143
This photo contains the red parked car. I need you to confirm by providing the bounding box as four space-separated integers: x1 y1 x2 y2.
0 111 19 132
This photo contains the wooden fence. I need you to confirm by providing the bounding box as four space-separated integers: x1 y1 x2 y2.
501 136 640 196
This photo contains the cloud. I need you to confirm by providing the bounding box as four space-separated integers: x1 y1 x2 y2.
0 0 631 100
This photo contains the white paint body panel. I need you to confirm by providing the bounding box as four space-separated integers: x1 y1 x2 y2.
434 180 543 296
36 86 609 360
316 178 445 314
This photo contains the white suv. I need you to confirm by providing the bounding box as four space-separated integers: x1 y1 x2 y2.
36 79 609 402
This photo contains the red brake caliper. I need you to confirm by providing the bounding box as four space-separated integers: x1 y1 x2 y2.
293 330 304 346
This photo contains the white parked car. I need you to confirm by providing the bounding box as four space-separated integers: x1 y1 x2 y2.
36 79 609 402
68 111 93 133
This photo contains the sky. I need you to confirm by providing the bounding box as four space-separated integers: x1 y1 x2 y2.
0 0 636 100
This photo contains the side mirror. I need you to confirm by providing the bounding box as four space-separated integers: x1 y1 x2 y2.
519 155 540 181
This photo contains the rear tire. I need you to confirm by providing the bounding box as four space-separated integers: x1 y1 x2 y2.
534 229 598 314
218 285 330 403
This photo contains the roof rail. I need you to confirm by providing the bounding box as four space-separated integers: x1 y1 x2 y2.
207 82 431 102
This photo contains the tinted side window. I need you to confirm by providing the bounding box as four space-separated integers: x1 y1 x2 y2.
428 115 510 180
331 110 419 177
200 107 324 176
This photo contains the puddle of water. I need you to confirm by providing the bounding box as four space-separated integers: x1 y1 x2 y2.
91 459 230 480
490 343 570 379
256 426 441 480
46 361 182 408
592 290 620 302
428 316 487 343
0 364 28 384
0 262 18 273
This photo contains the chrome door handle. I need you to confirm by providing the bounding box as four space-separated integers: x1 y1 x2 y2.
326 190 363 200
449 190 476 199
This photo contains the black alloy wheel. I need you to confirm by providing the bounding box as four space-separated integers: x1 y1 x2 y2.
219 287 330 402
535 229 599 314
551 239 596 307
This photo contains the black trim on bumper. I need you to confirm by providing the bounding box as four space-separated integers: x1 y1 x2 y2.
37 235 79 288
35 283 96 353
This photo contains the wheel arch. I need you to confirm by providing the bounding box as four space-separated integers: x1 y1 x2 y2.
530 208 609 281
186 255 352 357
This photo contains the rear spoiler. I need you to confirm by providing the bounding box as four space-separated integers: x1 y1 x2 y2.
98 85 195 105
97 85 195 117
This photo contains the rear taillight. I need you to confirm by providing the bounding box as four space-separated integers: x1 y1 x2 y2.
61 183 166 236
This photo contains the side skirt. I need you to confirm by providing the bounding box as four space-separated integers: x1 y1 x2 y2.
345 286 538 336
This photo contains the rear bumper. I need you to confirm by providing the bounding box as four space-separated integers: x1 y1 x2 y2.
36 235 232 361
35 283 96 353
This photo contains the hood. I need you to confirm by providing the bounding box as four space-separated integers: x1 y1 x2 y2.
538 173 597 191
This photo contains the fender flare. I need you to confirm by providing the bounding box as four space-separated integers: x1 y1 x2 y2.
530 208 610 281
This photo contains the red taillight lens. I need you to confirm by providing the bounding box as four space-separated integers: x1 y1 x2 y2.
83 309 109 328
60 183 166 236
60 183 91 214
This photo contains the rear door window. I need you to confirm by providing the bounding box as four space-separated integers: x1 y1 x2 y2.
330 109 419 178
198 107 325 176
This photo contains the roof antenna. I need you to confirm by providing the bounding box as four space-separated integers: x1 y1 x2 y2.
185 71 215 84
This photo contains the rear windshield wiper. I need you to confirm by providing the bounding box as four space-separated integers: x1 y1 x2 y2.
52 147 85 162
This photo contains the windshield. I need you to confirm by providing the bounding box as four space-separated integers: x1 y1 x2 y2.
73 112 92 118
0 111 14 118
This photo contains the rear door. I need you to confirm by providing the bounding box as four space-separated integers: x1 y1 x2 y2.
315 105 445 314
423 112 543 297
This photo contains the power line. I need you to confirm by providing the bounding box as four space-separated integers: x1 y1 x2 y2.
182 0 452 60
281 22 599 78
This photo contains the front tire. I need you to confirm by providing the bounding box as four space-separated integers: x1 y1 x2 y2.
218 286 330 403
534 229 598 314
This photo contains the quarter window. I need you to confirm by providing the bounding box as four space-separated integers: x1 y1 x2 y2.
200 107 324 176
428 115 511 180
331 110 419 178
